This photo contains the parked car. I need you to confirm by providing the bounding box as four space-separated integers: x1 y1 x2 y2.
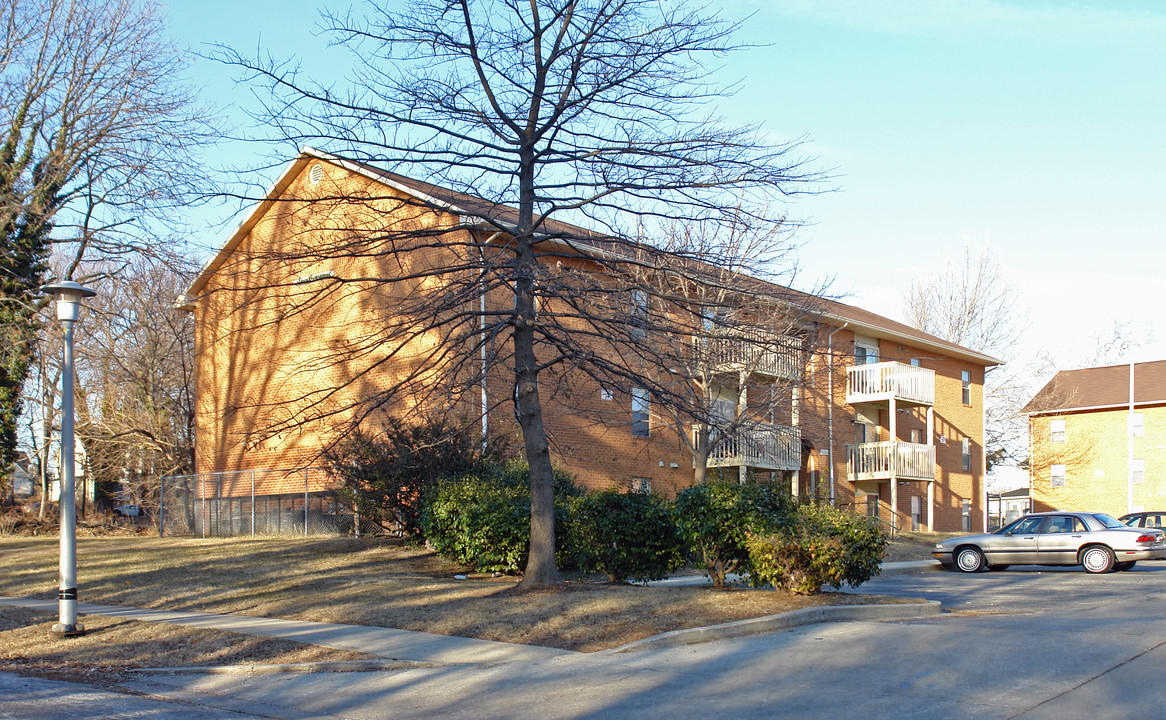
933 511 1166 574
1119 512 1166 531
113 504 142 517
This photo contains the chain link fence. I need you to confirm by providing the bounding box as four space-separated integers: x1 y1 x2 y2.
159 468 382 538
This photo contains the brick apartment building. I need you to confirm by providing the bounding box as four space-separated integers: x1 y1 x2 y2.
178 148 1000 534
1024 360 1166 517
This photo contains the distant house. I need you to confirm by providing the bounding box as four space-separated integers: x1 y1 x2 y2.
1023 360 1166 516
988 487 1030 528
179 148 1000 535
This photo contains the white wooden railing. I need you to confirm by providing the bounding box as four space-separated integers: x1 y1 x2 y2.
697 422 801 471
693 330 801 381
846 361 934 406
847 441 935 481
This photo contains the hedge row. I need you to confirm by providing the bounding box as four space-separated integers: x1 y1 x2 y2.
423 472 889 593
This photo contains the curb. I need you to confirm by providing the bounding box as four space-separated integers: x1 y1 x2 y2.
604 600 944 654
878 560 945 576
129 659 439 675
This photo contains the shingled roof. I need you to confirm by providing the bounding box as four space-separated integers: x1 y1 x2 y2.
1023 360 1166 415
185 147 1002 368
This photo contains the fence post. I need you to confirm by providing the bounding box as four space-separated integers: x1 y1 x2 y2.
159 475 165 538
200 474 205 539
251 470 256 538
304 468 309 536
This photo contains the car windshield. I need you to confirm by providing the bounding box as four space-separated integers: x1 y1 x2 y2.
1091 513 1127 529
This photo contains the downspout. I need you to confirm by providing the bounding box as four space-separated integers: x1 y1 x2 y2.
479 233 503 442
825 322 849 506
981 375 988 532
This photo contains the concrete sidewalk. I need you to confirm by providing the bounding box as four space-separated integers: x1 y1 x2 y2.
648 559 943 587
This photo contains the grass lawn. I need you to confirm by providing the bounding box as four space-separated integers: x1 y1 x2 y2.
0 534 924 676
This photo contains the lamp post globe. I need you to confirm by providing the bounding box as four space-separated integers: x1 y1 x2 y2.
40 279 96 638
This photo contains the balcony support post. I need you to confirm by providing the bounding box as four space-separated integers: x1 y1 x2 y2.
889 397 898 535
927 480 934 533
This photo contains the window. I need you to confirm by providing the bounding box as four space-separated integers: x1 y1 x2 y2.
961 500 971 532
1051 464 1066 488
910 496 921 532
630 289 648 337
854 339 878 365
1131 413 1144 437
961 437 971 471
1133 458 1145 484
909 429 922 444
961 370 971 405
631 478 651 494
1050 418 1065 443
632 387 650 437
600 388 613 401
910 357 923 368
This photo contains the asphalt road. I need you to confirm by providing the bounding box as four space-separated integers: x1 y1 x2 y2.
7 562 1166 719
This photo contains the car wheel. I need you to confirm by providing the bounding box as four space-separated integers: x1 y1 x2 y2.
987 564 1010 571
1114 561 1136 572
955 546 985 573
1081 546 1115 574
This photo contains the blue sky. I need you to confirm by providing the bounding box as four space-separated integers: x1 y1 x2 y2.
167 0 1166 369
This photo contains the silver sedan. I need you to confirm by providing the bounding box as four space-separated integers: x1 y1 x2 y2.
933 511 1166 573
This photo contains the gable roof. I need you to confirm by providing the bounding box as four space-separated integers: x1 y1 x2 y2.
183 147 1001 368
1022 360 1166 415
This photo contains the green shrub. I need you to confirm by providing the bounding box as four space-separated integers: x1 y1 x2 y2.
798 503 889 587
421 462 578 573
569 489 685 583
746 504 889 594
323 417 510 536
672 481 795 586
746 530 846 594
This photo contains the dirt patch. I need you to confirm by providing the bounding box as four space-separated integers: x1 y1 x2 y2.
0 536 917 659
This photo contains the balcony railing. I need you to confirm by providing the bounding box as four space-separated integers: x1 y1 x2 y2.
846 361 934 406
697 422 801 472
693 330 801 381
847 441 935 482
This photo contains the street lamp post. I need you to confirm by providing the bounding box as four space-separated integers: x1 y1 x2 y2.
41 280 96 638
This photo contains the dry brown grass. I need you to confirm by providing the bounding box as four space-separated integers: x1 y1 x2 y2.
0 605 378 685
883 531 960 562
0 536 911 659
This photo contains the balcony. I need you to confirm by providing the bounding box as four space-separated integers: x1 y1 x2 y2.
693 330 801 381
847 441 935 482
698 422 801 472
846 361 934 407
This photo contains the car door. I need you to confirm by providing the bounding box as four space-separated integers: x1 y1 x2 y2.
986 516 1043 564
1037 515 1086 565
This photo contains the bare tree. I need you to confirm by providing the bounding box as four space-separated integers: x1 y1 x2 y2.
902 244 1027 470
0 0 217 472
73 260 196 516
215 0 822 587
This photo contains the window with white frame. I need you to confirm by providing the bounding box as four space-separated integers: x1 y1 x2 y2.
631 388 650 437
854 338 878 365
631 477 652 494
1131 413 1144 438
1133 458 1145 484
961 437 971 471
629 289 648 337
1050 418 1066 443
1051 464 1066 488
961 500 971 531
961 370 971 405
